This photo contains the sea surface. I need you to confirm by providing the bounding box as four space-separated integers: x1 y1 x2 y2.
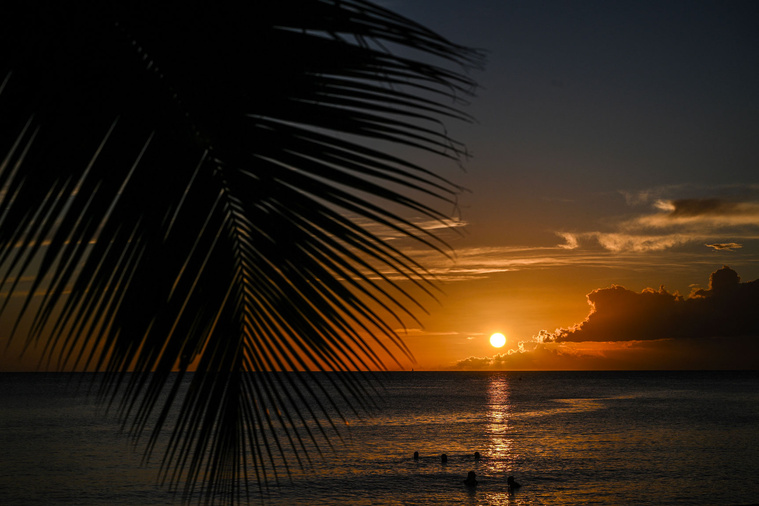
1 371 758 505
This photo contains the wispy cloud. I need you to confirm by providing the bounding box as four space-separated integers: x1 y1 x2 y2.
350 185 759 283
634 198 759 229
562 185 759 254
619 183 759 207
350 215 467 242
393 328 463 337
360 238 749 282
449 342 612 370
556 232 579 250
573 232 694 252
706 242 742 251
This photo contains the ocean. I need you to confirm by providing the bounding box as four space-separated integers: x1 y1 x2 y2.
1 371 758 505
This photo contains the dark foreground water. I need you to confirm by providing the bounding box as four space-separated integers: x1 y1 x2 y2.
1 371 758 505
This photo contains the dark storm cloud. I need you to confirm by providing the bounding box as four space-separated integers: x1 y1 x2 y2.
553 266 759 343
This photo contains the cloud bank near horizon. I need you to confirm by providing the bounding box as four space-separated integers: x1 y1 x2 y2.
550 266 759 343
453 266 759 370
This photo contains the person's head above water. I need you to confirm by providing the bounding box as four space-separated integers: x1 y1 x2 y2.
413 451 419 460
441 453 448 463
507 476 521 489
464 470 478 487
474 451 481 460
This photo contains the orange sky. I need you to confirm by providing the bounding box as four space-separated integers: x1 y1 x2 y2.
2 1 759 373
374 250 759 371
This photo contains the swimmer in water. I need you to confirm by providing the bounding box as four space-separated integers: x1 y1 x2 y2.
474 451 481 460
413 451 419 460
441 453 448 464
507 476 521 490
464 471 478 487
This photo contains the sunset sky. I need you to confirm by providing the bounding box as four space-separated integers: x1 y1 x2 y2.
379 0 759 370
1 1 758 373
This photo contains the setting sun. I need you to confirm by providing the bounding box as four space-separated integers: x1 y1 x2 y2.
489 333 506 348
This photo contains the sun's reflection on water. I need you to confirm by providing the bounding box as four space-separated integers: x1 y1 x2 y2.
486 374 516 475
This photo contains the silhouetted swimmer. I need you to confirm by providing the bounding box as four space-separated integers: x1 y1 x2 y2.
474 451 481 460
441 453 448 464
463 471 478 487
507 476 521 491
413 451 419 460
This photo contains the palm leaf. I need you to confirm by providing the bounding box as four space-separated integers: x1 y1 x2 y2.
0 1 482 503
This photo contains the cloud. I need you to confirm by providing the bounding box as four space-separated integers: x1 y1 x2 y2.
706 242 742 251
636 198 759 228
546 266 759 343
451 334 759 370
556 232 579 250
566 186 759 254
666 198 736 216
586 232 692 252
392 241 729 282
372 244 590 281
620 183 759 207
449 340 645 370
453 335 759 370
449 265 759 371
356 186 759 283
451 343 597 370
394 328 462 337
351 215 467 242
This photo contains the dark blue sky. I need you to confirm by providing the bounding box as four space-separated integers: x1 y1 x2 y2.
388 0 759 260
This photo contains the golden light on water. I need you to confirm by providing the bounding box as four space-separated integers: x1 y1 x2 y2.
486 374 514 474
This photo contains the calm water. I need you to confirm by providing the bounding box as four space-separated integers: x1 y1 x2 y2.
1 371 758 505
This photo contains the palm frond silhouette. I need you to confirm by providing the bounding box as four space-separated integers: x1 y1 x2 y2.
0 1 481 503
